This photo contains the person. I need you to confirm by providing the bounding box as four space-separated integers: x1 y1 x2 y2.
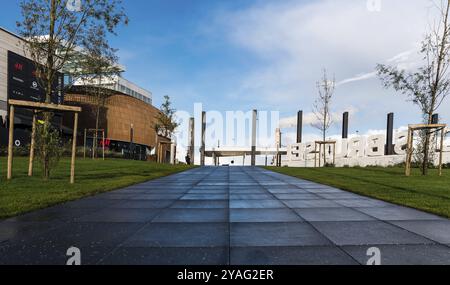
185 154 191 165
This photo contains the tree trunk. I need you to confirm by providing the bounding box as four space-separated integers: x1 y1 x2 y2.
422 113 434 175
42 0 57 180
93 75 104 160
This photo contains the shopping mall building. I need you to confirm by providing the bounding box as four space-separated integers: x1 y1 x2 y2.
0 27 172 162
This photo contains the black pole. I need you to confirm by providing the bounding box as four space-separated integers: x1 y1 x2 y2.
297 111 303 143
342 112 349 139
386 113 394 155
432 114 439 124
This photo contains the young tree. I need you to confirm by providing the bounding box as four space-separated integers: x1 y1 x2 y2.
155 95 179 139
312 69 335 142
377 0 450 175
76 26 122 159
154 95 179 163
17 0 127 179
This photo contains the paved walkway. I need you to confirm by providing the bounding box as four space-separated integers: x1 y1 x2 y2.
0 167 449 265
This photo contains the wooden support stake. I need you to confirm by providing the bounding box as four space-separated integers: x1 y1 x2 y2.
83 129 87 159
102 130 105 161
70 113 79 184
314 143 317 168
28 111 37 177
405 128 413 177
319 144 322 168
7 105 15 180
439 128 444 177
333 144 336 165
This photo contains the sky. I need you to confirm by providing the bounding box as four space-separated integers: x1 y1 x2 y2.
1 0 449 162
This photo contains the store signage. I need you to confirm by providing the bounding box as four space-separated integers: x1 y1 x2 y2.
7 51 64 104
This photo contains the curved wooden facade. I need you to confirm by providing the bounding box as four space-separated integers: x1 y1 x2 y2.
63 91 164 148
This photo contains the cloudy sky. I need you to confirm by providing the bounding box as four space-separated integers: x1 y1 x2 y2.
1 0 448 160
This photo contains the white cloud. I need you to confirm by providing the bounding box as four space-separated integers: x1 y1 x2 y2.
214 0 447 132
336 72 378 87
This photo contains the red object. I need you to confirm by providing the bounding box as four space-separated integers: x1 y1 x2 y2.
14 63 23 71
100 139 111 147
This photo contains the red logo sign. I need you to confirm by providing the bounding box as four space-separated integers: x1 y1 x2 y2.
14 63 23 71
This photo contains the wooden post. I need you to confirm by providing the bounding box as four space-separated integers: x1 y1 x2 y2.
7 105 15 180
28 111 37 177
92 129 95 160
314 143 317 168
333 143 336 165
319 143 322 168
102 130 105 161
70 113 79 184
83 129 87 159
439 128 445 177
405 128 413 177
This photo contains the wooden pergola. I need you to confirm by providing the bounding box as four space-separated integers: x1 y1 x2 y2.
7 99 82 184
314 140 337 168
405 123 447 177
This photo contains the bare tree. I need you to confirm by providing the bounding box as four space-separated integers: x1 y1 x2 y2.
17 0 127 179
312 69 335 142
377 0 450 175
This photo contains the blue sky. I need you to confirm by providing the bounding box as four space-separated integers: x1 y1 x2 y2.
1 0 449 149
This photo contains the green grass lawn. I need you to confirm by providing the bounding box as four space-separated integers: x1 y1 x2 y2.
265 167 450 219
0 157 193 219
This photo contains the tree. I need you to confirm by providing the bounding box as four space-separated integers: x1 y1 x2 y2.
17 0 128 179
76 26 122 159
155 95 179 139
312 69 335 142
377 0 450 175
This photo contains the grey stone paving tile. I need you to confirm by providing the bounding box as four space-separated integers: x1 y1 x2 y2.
266 189 308 194
274 193 321 200
284 200 343 209
152 209 228 223
390 220 450 244
131 194 184 200
0 221 64 244
100 247 229 265
231 223 332 247
230 209 303 223
170 200 228 209
230 200 286 209
231 246 359 265
318 193 366 200
334 199 393 208
3 207 98 223
77 209 161 223
357 206 445 221
312 221 434 246
123 223 228 247
181 194 228 200
108 200 174 209
294 208 376 222
342 245 450 265
60 199 120 209
0 244 115 265
230 194 274 200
